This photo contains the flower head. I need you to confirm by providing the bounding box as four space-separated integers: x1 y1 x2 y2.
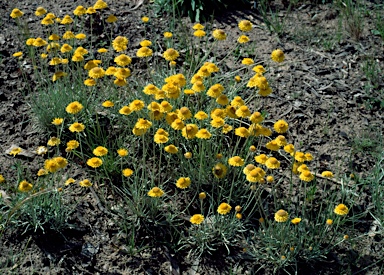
66 101 83 114
164 32 173 38
136 47 153 58
69 122 85 132
217 202 232 215
271 49 285 63
228 156 244 167
9 147 22 156
47 137 60 146
274 209 289 222
163 48 179 61
274 120 289 134
89 67 105 79
196 129 211 139
334 204 349 216
299 170 314 182
165 145 178 154
212 163 227 179
93 146 108 156
10 8 24 19
176 177 191 189
148 187 164 197
190 214 204 225
87 157 103 168
265 157 280 169
212 29 227 40
114 54 132 66
237 35 250 44
106 14 117 23
35 7 47 16
141 16 149 23
94 0 108 9
73 6 86 16
123 168 134 177
79 179 92 187
66 140 79 152
18 180 33 192
322 171 334 178
291 218 302 225
238 20 253 32
112 36 128 52
182 124 199 139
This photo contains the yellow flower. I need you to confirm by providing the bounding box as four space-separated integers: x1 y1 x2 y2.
106 14 118 23
222 124 233 134
299 170 314 182
114 54 132 66
69 122 85 132
72 54 84 62
297 164 309 173
275 135 287 147
254 154 268 165
79 179 92 187
93 146 108 156
84 78 96 86
266 140 280 151
237 35 250 44
73 6 86 16
266 175 274 183
235 75 241 82
33 37 48 47
163 32 173 38
190 214 204 225
284 144 295 154
176 177 191 189
216 94 229 106
98 48 108 53
52 71 67 82
210 117 225 128
196 129 211 139
212 163 227 179
135 118 152 130
86 7 96 14
18 180 33 192
44 158 60 173
228 156 244 167
194 111 208 120
102 100 114 108
148 187 164 197
207 83 224 98
66 140 79 152
141 16 149 23
54 156 68 169
89 67 105 79
114 78 127 87
184 152 192 159
243 164 255 175
112 36 128 52
246 167 266 183
47 137 60 146
51 118 63 126
129 100 145 112
334 204 349 216
87 157 103 168
294 152 306 163
182 124 199 139
274 120 289 133
163 48 179 61
10 8 24 19
154 134 168 144
37 169 48 176
94 0 108 9
235 127 250 138
274 209 289 222
171 119 185 130
12 52 23 58
174 107 191 121
198 192 206 199
122 168 134 177
117 148 128 157
191 81 205 93
165 145 178 154
217 202 232 215
65 178 76 186
41 17 54 25
322 171 334 178
326 219 333 225
238 20 253 32
114 68 131 79
75 33 86 40
136 47 153 58
193 23 204 30
291 217 302 225
271 49 285 63
231 96 245 107
119 106 132 116
265 157 280 169
236 106 252 118
242 58 254 66
35 7 47 16
63 31 76 39
212 29 227 40
194 30 206 37
66 101 83 114
253 65 266 74
61 15 73 24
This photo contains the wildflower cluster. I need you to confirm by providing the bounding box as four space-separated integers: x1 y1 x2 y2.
7 1 357 268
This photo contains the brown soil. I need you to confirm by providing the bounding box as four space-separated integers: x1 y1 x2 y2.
1 0 383 274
